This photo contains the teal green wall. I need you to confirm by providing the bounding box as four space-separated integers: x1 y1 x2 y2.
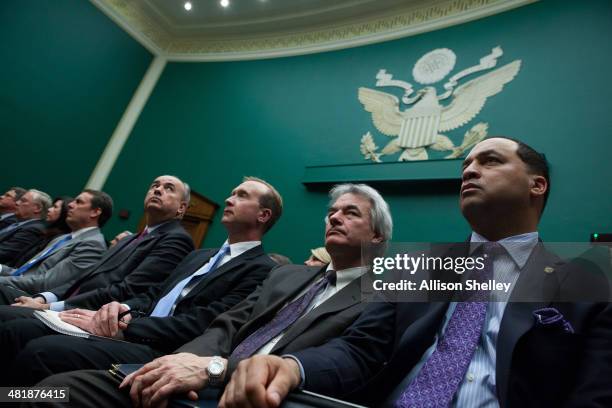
0 0 152 206
103 0 611 261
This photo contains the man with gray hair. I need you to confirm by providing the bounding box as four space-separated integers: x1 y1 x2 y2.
0 189 112 297
30 183 393 408
2 175 194 312
0 189 51 264
0 187 27 230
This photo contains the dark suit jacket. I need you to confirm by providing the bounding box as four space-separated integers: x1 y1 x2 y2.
47 220 194 310
0 214 17 231
123 245 276 353
294 244 612 407
176 264 368 376
0 219 46 264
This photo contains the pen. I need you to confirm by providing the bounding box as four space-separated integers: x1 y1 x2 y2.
118 310 146 323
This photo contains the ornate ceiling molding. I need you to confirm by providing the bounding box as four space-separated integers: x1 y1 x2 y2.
90 0 536 61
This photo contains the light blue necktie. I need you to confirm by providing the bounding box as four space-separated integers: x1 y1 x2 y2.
150 243 231 317
12 234 73 276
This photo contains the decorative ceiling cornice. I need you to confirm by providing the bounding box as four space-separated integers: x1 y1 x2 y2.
90 0 536 61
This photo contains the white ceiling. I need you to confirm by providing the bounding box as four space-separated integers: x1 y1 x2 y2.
90 0 536 61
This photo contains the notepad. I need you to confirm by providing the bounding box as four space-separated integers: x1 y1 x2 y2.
33 310 92 338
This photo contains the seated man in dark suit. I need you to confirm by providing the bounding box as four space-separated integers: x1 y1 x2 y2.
1 177 283 386
0 175 194 315
29 183 394 408
8 195 74 269
0 187 26 230
0 190 111 295
219 137 612 408
0 189 51 264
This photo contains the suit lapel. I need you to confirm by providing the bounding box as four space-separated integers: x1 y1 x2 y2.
179 245 266 303
32 234 76 264
42 228 95 259
0 221 28 241
272 272 363 352
95 232 138 265
107 232 156 266
155 249 217 297
496 244 565 405
90 224 169 274
239 265 324 339
0 219 44 242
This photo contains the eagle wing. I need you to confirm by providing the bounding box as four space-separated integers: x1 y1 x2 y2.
439 60 521 132
358 87 404 137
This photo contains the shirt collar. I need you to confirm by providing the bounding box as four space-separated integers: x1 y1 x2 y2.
14 218 38 227
470 231 539 269
0 213 14 220
144 220 169 233
71 226 98 239
326 262 368 291
222 239 261 258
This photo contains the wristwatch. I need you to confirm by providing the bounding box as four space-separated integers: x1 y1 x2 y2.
206 356 225 387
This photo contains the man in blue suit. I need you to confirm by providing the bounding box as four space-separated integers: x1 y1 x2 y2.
221 137 612 408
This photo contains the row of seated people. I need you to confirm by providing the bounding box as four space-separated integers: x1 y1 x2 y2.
0 175 351 391
0 180 328 305
0 137 610 407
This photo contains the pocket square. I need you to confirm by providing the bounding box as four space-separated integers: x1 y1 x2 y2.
533 307 574 334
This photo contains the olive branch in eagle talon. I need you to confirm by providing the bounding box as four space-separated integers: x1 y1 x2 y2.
357 47 521 161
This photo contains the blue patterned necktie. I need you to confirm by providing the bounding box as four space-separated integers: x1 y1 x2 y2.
395 242 500 408
12 234 72 276
230 270 336 360
150 244 231 317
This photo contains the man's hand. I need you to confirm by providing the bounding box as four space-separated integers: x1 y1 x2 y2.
220 355 301 408
58 309 97 332
119 353 220 408
11 296 49 310
94 301 130 337
61 302 130 338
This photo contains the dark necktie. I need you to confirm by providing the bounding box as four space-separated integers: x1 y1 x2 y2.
130 228 149 245
395 243 500 408
230 270 336 360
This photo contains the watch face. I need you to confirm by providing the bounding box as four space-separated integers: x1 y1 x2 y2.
209 361 224 376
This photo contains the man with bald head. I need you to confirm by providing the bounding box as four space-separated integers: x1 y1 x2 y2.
2 177 281 387
219 137 612 408
0 175 194 315
25 183 393 406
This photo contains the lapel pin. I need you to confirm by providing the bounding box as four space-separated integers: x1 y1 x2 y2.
544 266 555 274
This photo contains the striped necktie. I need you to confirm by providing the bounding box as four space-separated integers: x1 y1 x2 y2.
230 270 336 360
